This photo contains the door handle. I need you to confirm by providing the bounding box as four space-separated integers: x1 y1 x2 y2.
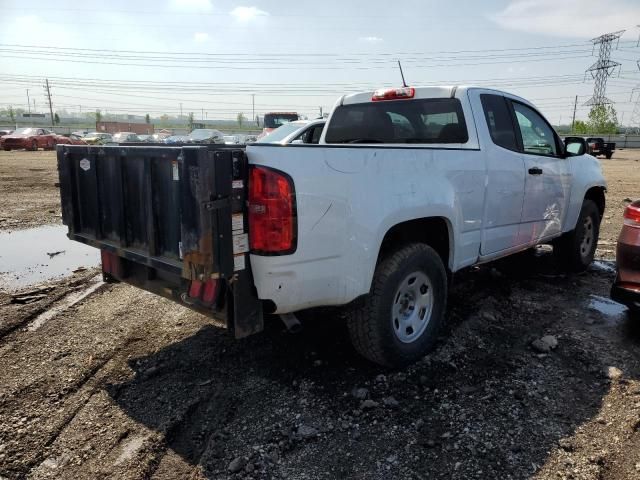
528 167 543 175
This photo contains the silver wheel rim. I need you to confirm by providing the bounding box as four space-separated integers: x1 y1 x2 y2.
580 215 594 259
391 271 434 344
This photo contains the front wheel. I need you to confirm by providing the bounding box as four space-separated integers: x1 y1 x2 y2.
554 199 600 272
31 140 38 151
346 243 448 367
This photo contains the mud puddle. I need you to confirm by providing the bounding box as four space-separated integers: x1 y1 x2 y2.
0 225 100 291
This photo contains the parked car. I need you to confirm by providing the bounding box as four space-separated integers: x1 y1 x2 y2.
223 135 243 145
54 134 87 146
151 133 170 142
137 134 153 143
164 135 189 145
0 127 58 151
187 129 225 144
584 137 615 159
244 135 258 144
611 200 640 313
83 132 113 145
72 130 90 137
0 129 13 137
112 132 141 143
259 112 299 138
257 119 326 145
57 85 606 367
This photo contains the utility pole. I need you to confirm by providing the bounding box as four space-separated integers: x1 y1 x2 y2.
179 103 183 118
33 99 36 112
319 106 323 117
571 95 578 132
27 89 30 114
44 79 54 129
202 107 204 122
584 30 625 107
252 94 255 125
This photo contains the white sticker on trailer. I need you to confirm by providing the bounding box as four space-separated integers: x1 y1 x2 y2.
232 180 243 189
232 213 244 232
79 158 90 171
234 254 246 271
232 233 249 254
172 160 179 181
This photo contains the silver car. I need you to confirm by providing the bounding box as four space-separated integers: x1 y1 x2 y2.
257 119 325 145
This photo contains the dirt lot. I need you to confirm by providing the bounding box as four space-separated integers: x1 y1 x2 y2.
1 149 640 480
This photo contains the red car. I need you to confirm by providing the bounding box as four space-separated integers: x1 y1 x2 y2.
1 127 58 151
611 200 640 312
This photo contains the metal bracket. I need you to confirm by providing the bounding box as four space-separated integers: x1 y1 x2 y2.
202 197 231 210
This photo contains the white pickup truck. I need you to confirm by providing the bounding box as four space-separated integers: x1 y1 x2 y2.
57 85 606 367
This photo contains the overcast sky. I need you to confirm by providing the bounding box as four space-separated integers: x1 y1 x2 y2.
1 0 639 122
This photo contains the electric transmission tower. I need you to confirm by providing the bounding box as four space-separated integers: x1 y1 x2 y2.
584 30 625 106
629 27 640 134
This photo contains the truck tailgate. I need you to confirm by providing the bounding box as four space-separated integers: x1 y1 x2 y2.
57 145 262 337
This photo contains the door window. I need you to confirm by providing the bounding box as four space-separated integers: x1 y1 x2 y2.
512 102 558 156
480 94 518 151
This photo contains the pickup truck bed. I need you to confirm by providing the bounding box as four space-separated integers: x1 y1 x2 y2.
57 144 263 337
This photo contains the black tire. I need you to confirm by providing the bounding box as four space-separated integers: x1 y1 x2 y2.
31 140 38 151
346 243 448 367
554 199 600 272
3 147 9 151
605 153 613 159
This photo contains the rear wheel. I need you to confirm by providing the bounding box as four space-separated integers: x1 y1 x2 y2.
554 199 600 272
31 140 38 151
346 243 448 367
605 153 613 159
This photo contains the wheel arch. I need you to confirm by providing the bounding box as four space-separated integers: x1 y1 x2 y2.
584 186 606 219
377 216 453 272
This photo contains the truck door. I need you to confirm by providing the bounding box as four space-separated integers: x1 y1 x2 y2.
473 92 527 255
508 101 571 242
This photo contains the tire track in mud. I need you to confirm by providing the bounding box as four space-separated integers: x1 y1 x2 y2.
0 272 105 345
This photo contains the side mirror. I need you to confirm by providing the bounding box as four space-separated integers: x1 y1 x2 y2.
563 136 586 157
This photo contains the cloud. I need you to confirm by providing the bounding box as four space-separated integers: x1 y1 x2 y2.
193 32 209 42
489 0 639 38
358 36 384 44
230 6 269 22
170 0 212 11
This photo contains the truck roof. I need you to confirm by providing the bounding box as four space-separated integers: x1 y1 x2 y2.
338 85 535 109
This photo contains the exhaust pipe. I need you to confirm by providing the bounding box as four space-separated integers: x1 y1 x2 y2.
280 313 302 334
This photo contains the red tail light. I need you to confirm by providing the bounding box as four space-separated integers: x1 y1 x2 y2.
248 166 297 254
372 87 415 102
624 202 640 228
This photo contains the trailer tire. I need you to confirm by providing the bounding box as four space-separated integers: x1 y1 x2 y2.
605 153 613 159
346 243 447 367
554 199 600 272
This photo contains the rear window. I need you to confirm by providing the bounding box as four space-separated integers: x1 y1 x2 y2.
325 98 468 144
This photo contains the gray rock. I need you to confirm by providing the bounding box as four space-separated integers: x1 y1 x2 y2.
531 335 558 353
297 424 318 439
360 399 379 410
228 456 246 473
383 396 399 408
352 387 369 400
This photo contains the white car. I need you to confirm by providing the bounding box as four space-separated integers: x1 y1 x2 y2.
58 85 605 367
257 119 325 145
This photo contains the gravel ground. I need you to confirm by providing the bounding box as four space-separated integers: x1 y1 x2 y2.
0 149 639 480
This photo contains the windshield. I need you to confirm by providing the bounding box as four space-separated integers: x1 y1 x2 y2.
257 122 305 143
325 98 468 144
14 128 36 135
264 113 298 129
190 129 220 140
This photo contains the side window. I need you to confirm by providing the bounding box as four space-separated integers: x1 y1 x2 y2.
512 102 558 156
309 126 323 144
480 94 518 151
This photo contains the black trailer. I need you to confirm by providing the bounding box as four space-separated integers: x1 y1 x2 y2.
56 144 263 338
